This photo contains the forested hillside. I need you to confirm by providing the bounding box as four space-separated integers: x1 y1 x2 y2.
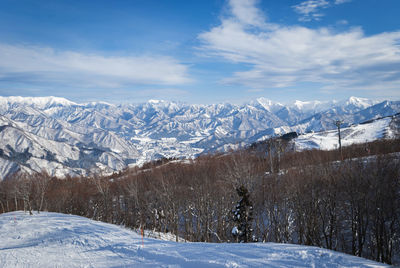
1 138 399 264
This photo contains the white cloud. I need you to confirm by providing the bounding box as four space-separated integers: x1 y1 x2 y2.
293 0 352 22
228 0 266 27
335 0 352 4
0 44 191 88
198 0 400 95
293 0 330 21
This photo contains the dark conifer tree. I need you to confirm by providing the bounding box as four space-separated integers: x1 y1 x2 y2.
232 185 254 243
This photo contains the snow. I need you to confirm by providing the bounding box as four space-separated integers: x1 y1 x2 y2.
148 99 164 104
0 96 77 109
0 96 398 179
343 96 377 110
295 117 392 151
252 98 284 113
291 99 333 113
231 226 239 235
0 211 388 268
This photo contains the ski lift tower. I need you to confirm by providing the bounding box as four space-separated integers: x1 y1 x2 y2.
335 120 343 160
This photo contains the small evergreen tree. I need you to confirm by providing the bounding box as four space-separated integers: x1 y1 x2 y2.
232 185 254 243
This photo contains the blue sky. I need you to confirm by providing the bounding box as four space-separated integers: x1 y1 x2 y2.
0 0 399 104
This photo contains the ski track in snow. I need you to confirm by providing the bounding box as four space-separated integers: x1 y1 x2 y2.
0 211 388 268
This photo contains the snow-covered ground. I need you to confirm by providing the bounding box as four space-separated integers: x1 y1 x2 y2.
0 211 388 267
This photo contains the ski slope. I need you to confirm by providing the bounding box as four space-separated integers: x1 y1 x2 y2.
295 117 392 151
0 211 388 267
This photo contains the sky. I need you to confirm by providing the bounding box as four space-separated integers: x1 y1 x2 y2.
0 0 399 104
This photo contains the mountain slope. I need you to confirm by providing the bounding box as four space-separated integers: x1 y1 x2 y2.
0 211 389 268
294 115 397 151
0 113 138 178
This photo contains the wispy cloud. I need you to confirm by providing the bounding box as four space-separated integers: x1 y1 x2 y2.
337 19 348 25
0 43 191 88
293 0 329 22
334 0 352 4
198 0 400 96
293 0 352 21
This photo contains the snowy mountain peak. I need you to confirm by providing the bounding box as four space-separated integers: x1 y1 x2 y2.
291 99 330 112
148 99 165 104
0 96 77 109
251 97 283 113
82 101 114 108
292 100 318 108
344 96 375 109
255 97 275 106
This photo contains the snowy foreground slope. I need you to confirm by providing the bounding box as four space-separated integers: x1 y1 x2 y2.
0 211 388 268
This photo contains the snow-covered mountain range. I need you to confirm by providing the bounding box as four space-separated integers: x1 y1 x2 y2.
0 96 399 179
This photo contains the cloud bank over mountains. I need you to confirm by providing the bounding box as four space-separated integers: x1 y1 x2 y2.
0 43 191 88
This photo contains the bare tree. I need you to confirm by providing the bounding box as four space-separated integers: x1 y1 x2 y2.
32 171 52 212
14 173 34 215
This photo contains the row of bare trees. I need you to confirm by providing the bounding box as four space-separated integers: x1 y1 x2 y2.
0 139 399 264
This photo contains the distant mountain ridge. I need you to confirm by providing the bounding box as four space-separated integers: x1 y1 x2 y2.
0 96 398 179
